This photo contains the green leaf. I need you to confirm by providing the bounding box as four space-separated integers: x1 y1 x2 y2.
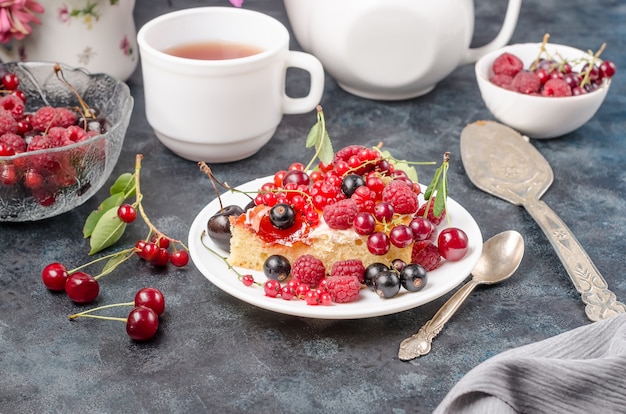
423 167 442 201
305 123 321 149
317 130 334 165
88 207 127 255
101 250 134 276
109 173 136 198
83 193 126 238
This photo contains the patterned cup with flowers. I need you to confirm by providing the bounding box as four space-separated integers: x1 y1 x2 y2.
0 0 138 81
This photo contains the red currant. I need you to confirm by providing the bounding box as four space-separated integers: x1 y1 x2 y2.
304 290 320 305
437 227 469 261
367 231 390 255
353 212 376 235
117 204 137 223
170 250 189 267
264 280 281 297
134 287 165 316
126 306 159 341
42 262 69 291
280 285 295 300
242 274 255 286
389 225 414 248
65 272 100 304
409 217 436 241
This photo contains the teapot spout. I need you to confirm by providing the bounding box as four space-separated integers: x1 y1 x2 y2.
463 0 521 65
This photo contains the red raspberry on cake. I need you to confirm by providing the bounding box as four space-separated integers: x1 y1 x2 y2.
492 52 523 76
291 254 326 286
325 275 361 303
331 259 365 283
382 179 418 214
322 198 359 230
411 240 441 271
350 185 377 213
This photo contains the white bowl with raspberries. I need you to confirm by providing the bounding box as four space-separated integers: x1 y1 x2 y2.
0 62 133 222
475 42 615 139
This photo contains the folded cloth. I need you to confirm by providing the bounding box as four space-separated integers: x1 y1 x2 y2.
434 313 626 414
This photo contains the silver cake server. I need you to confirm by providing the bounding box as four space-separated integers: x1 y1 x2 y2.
460 120 625 322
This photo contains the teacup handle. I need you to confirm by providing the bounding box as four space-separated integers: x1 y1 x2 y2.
282 51 325 115
462 0 522 65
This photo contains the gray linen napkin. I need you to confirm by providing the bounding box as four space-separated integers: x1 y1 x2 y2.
434 312 626 414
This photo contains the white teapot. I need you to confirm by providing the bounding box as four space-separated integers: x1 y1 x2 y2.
0 0 138 81
284 0 522 100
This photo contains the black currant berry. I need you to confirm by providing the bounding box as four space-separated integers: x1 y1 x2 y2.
363 262 389 291
207 205 245 251
341 174 366 198
263 255 291 282
400 264 428 292
269 203 296 229
374 270 401 299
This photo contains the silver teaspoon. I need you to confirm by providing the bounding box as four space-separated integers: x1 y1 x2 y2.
398 230 524 361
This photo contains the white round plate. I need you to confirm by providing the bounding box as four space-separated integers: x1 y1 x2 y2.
188 176 483 319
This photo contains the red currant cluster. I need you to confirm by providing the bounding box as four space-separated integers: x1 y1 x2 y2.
0 65 106 206
68 287 165 341
490 37 617 97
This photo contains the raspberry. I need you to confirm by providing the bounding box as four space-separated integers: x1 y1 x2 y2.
325 275 361 303
411 240 441 271
0 95 24 118
27 134 56 151
541 78 572 97
492 52 523 76
512 71 541 94
417 198 446 225
331 259 365 283
350 185 377 213
489 74 514 89
333 145 366 164
382 179 418 214
31 106 77 132
322 198 358 230
291 254 326 286
64 125 88 142
0 112 18 136
0 132 26 153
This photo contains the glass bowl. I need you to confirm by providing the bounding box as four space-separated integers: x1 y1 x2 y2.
0 62 133 222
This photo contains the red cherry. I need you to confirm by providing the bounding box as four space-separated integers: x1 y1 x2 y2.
65 272 100 304
437 227 469 261
140 242 158 261
126 306 159 341
42 262 69 291
117 204 137 223
169 250 189 267
151 247 170 266
134 287 165 316
2 72 19 90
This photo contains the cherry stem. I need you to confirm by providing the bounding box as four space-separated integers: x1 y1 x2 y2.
54 63 96 122
68 314 127 323
200 230 254 283
68 302 135 320
134 154 188 251
198 162 254 212
68 247 135 276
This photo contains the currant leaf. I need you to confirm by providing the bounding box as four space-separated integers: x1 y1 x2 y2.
304 105 334 170
377 149 418 183
83 192 125 238
109 172 136 198
89 207 127 255
100 249 135 276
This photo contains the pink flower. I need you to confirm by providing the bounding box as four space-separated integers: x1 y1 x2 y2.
0 0 45 44
229 0 244 7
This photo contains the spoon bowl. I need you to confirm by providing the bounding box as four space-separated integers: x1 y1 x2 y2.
398 230 524 361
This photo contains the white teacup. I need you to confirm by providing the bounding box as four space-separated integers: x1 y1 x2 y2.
284 0 521 101
137 7 325 163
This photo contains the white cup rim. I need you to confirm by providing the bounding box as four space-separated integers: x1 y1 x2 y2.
137 7 288 67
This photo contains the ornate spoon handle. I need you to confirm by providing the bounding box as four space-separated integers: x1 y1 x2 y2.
524 199 626 321
398 280 479 361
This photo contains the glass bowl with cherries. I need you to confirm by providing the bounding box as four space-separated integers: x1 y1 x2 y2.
0 62 133 222
475 35 616 139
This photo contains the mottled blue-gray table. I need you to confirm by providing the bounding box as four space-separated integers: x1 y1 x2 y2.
2 0 625 413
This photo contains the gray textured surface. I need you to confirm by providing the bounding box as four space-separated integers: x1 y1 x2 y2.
1 0 625 413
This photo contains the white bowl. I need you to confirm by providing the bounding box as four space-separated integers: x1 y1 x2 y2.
475 42 611 139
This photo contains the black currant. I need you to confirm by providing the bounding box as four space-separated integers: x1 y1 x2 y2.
374 270 401 299
400 264 428 292
207 205 245 251
341 174 365 198
269 203 296 229
263 255 291 282
363 262 389 291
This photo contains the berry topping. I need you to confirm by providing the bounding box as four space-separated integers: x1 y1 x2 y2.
322 198 359 230
411 240 442 271
492 52 524 76
330 259 365 283
381 179 419 214
263 255 292 282
292 254 326 286
325 275 361 303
